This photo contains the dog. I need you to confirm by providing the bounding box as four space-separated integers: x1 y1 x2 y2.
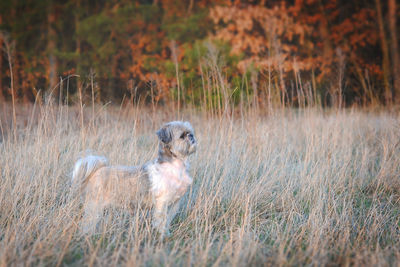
71 121 197 236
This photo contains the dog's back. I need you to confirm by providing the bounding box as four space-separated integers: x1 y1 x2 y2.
72 154 151 204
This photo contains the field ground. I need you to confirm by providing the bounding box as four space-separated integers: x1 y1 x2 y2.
0 104 400 266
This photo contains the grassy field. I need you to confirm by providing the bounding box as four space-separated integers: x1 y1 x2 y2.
0 104 399 266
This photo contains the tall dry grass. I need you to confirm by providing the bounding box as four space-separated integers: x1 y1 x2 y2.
0 103 400 266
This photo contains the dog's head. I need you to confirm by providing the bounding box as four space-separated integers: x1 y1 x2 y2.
156 121 197 160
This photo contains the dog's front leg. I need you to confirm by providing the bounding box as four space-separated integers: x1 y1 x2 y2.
153 197 168 236
81 200 103 234
165 199 181 234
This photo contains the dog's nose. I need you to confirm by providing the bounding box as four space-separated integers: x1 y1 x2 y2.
188 134 196 144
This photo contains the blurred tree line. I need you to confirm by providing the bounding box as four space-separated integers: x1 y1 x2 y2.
0 0 399 107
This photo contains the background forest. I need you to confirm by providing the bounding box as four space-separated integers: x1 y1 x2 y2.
0 0 399 108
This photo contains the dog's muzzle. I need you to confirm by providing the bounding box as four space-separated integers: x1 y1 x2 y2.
188 133 196 145
188 135 197 154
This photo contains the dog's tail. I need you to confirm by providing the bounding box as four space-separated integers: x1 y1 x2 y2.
72 154 109 188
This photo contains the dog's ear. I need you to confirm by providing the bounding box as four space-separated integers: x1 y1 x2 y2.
183 121 194 132
156 126 172 144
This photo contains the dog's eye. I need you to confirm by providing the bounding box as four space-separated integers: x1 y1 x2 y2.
180 132 186 139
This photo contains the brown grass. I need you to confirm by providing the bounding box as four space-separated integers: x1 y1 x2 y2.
0 103 400 266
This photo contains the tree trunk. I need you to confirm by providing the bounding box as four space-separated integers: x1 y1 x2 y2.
47 1 58 101
13 45 20 102
0 30 3 103
187 0 194 14
388 0 400 104
75 0 81 75
375 0 392 104
318 2 333 62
